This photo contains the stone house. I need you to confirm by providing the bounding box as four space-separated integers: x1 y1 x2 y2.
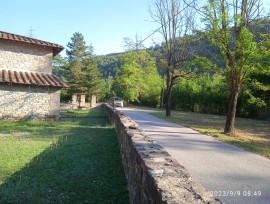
0 31 68 119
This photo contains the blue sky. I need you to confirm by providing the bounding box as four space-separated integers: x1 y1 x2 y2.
1 0 270 56
0 0 156 55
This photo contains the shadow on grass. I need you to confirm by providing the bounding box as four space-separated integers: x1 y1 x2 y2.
0 117 128 203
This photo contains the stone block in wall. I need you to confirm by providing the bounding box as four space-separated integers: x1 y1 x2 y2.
102 104 222 204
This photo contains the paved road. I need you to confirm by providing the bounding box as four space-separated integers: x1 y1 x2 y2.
119 108 270 204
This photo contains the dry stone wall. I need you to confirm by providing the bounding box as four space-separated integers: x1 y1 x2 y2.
102 104 222 204
0 84 61 120
0 40 53 74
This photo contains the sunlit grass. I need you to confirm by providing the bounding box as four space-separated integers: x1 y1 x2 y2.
0 108 128 203
64 108 108 117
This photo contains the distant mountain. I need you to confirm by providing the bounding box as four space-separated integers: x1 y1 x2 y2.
95 53 123 78
95 19 270 78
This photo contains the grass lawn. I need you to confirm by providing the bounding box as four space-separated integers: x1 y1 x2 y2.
132 106 270 158
0 107 128 203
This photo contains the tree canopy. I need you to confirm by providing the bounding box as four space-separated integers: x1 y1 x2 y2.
113 50 162 106
56 32 104 100
201 0 270 135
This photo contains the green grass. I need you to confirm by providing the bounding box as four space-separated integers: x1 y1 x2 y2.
0 108 128 203
64 108 107 117
132 106 270 158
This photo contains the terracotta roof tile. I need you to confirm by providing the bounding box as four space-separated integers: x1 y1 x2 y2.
0 30 64 56
0 69 68 88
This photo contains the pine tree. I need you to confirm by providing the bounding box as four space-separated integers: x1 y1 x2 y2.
66 32 104 98
66 32 93 62
81 57 105 98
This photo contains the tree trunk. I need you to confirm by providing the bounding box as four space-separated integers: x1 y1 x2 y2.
165 81 173 117
224 85 241 135
160 75 165 109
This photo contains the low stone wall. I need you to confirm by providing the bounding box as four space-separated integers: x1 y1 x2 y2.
102 104 221 204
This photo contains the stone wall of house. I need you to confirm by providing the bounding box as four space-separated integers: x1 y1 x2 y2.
102 104 222 204
49 88 61 115
0 40 53 74
0 84 61 120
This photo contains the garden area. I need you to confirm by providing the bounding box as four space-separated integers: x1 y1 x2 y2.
0 108 128 203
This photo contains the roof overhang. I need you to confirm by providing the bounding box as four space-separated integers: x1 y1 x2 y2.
0 30 64 56
0 69 68 88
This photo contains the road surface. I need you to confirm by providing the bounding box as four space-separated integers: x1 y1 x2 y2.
119 107 270 204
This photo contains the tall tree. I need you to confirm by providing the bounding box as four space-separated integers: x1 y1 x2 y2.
52 54 69 78
66 32 93 62
150 0 197 116
66 32 104 98
113 50 162 105
202 0 270 135
81 57 105 98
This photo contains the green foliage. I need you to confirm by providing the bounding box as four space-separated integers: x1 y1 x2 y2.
172 74 229 114
65 32 105 98
53 54 69 75
53 55 70 101
238 73 270 118
171 72 270 119
201 0 270 134
113 51 145 102
113 50 162 106
67 59 83 92
96 53 123 78
66 32 93 62
80 58 105 97
92 16 270 119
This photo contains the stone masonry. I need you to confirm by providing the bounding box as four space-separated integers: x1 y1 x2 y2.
0 40 53 74
0 84 61 119
0 31 66 120
102 103 222 204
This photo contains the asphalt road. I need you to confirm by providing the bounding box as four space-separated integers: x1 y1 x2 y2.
119 107 270 204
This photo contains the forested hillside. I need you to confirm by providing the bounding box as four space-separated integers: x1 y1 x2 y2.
96 53 123 78
93 20 270 120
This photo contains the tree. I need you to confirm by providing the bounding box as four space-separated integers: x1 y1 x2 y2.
66 32 104 98
67 59 83 93
53 55 70 101
66 32 93 62
53 54 69 74
95 53 123 78
202 0 270 135
113 51 145 102
81 57 105 98
123 33 145 51
150 0 197 116
113 50 162 106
